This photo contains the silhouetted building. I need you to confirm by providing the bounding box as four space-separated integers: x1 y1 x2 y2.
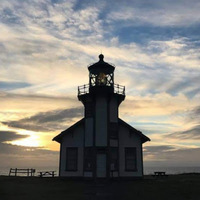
53 55 150 179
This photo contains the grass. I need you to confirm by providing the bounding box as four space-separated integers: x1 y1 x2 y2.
0 174 200 200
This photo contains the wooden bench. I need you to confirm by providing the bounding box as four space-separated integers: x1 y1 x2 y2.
154 171 167 177
38 171 56 177
9 168 35 176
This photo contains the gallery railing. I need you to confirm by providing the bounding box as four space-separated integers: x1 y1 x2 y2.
78 84 125 96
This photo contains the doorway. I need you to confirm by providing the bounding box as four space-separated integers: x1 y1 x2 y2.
96 153 106 178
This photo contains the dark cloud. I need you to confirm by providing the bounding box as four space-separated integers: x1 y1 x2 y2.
0 142 59 168
0 81 31 90
166 75 200 97
0 130 59 169
166 106 200 140
167 125 200 140
0 142 58 155
0 131 29 142
190 105 200 122
144 145 175 153
0 91 76 101
144 145 200 166
0 131 59 168
2 107 83 132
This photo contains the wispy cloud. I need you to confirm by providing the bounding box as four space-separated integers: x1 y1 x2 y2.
0 142 59 168
0 130 28 142
144 145 200 166
106 0 200 27
165 105 200 140
3 107 83 132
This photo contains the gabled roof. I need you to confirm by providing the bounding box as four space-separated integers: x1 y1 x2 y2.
52 118 84 143
119 118 150 143
52 118 150 144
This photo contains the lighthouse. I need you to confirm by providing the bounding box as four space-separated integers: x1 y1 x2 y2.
53 55 150 179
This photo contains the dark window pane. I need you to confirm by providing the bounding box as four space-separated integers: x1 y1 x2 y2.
68 150 76 158
109 123 118 139
66 148 78 171
126 160 136 170
85 102 93 117
110 147 118 171
125 148 137 171
84 147 93 171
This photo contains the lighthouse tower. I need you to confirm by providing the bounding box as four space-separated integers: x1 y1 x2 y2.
78 54 125 178
53 55 150 179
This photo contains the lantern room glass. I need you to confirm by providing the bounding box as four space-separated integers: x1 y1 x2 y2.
90 72 114 87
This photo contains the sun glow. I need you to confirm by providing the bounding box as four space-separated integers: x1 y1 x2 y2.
9 130 41 147
11 135 40 147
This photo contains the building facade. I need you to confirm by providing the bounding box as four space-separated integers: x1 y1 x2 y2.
53 54 150 179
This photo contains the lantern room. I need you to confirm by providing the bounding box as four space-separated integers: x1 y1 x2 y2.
88 54 115 88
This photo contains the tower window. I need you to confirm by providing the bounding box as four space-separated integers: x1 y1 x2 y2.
110 147 118 171
66 147 78 171
85 102 94 117
125 147 137 171
109 122 118 139
84 147 93 171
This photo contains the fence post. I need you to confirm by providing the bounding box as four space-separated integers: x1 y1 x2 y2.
9 168 12 176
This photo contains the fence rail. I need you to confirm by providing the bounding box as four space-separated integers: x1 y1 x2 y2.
78 84 90 95
9 168 35 176
78 84 125 96
114 84 125 95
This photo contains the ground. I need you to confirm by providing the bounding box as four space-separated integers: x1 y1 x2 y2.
0 174 200 200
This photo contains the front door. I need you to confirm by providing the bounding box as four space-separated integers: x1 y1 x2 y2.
96 153 106 178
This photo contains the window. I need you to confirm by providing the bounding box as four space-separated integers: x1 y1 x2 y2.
84 147 93 171
109 122 118 139
125 147 137 171
85 102 94 118
66 148 78 171
110 147 118 171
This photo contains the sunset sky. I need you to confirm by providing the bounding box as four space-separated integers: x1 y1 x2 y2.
0 0 200 170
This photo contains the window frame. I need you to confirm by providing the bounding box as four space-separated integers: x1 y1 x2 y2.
66 147 78 171
109 122 118 139
110 147 119 171
125 147 137 172
84 147 93 171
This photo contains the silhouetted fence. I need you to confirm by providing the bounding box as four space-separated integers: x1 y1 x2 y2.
9 168 35 176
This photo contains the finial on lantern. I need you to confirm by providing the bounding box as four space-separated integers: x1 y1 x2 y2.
99 54 104 61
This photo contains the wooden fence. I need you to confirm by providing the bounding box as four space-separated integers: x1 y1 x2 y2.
9 168 35 176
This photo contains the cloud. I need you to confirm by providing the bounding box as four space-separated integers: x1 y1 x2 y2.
165 105 200 140
121 93 197 117
167 125 200 140
0 130 29 142
0 0 200 101
190 105 200 122
0 81 31 90
0 142 58 156
0 129 59 168
3 107 83 131
0 142 59 168
0 91 80 121
144 145 200 166
106 0 200 27
144 145 175 153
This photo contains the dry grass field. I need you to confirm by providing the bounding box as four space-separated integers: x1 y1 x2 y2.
0 174 200 200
